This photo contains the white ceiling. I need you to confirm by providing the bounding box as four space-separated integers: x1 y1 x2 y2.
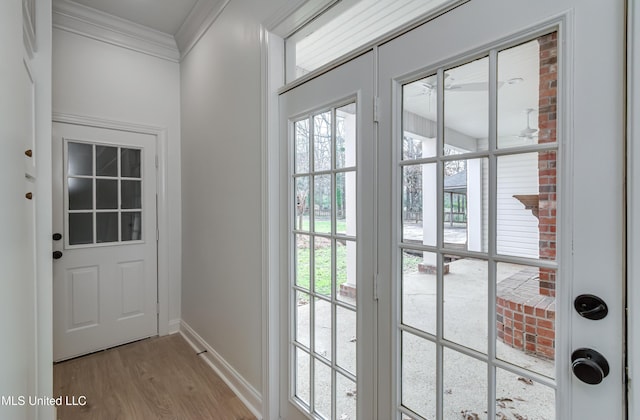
69 0 199 35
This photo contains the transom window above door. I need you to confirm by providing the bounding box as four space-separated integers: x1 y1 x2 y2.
284 0 464 82
65 140 144 247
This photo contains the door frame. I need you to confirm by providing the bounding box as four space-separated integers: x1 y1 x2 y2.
262 2 631 419
52 112 172 336
628 0 639 418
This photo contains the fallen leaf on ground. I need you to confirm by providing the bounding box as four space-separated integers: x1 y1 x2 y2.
517 376 533 385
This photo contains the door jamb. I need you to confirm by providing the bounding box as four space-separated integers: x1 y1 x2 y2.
51 112 171 336
627 0 638 417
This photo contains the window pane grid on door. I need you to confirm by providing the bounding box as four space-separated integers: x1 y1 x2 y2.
291 100 358 419
397 33 558 420
65 141 144 247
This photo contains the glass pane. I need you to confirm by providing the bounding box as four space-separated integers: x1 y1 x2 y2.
336 103 356 169
96 179 118 209
496 368 555 419
497 152 556 260
295 234 310 290
337 240 356 304
121 212 142 241
121 148 141 178
498 34 557 148
296 291 310 348
402 250 436 335
401 331 436 420
313 237 332 297
121 180 142 209
287 0 451 82
295 119 310 173
295 177 310 231
443 257 487 353
496 262 555 378
314 297 332 361
402 163 436 246
336 305 356 375
295 347 310 407
96 212 118 243
443 348 487 419
336 172 355 236
68 142 93 176
444 158 488 252
313 112 332 172
314 175 331 233
444 57 489 154
69 213 93 245
68 178 93 210
314 359 332 419
96 146 117 177
403 75 437 160
336 373 356 420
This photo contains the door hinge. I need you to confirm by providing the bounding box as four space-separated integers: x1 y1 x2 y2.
373 273 379 301
155 155 159 168
156 228 159 242
156 302 159 315
374 96 380 123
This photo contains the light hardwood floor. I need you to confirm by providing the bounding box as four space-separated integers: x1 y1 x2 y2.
54 334 256 420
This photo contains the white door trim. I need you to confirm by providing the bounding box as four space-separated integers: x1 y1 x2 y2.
628 0 639 417
52 112 171 336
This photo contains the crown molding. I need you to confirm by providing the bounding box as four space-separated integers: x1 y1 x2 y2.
52 0 180 62
175 0 230 60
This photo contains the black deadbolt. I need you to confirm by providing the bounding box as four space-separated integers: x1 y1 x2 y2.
52 233 62 241
53 251 63 260
571 348 609 385
574 294 608 320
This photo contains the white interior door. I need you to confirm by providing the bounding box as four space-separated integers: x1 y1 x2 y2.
52 122 158 361
279 52 375 419
376 0 625 419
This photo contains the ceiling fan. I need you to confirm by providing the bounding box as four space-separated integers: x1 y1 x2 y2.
415 75 523 95
518 108 538 139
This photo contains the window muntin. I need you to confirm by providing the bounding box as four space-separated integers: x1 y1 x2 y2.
65 140 144 247
291 101 358 419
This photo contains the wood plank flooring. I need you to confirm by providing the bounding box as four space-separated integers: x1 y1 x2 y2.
54 334 256 420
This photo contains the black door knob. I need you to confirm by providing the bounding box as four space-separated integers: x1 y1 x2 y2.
571 348 609 385
52 233 62 241
53 251 63 260
574 294 608 320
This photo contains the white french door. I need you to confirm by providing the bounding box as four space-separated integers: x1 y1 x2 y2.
52 122 158 361
376 0 624 419
279 0 625 418
279 52 375 419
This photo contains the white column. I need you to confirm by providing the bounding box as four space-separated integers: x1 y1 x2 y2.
422 137 437 267
344 112 357 287
467 158 483 252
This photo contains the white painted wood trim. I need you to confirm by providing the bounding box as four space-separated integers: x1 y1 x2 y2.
628 0 639 417
52 0 179 62
180 321 263 419
51 112 173 337
175 0 230 61
261 26 286 420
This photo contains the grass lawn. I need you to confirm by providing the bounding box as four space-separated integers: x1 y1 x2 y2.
296 238 348 296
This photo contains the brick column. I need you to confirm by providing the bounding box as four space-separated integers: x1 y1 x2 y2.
538 33 558 297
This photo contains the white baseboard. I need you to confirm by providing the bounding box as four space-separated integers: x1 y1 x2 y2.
167 319 181 335
179 320 263 419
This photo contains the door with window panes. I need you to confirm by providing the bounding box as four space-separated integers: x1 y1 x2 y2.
279 52 375 420
52 122 158 361
376 0 625 419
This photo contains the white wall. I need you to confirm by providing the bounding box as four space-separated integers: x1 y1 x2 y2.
180 0 286 394
0 1 38 418
52 28 182 326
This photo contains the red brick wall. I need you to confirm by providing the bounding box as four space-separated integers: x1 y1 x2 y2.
538 32 558 297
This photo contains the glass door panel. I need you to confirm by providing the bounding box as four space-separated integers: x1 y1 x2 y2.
395 32 559 420
280 51 374 420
